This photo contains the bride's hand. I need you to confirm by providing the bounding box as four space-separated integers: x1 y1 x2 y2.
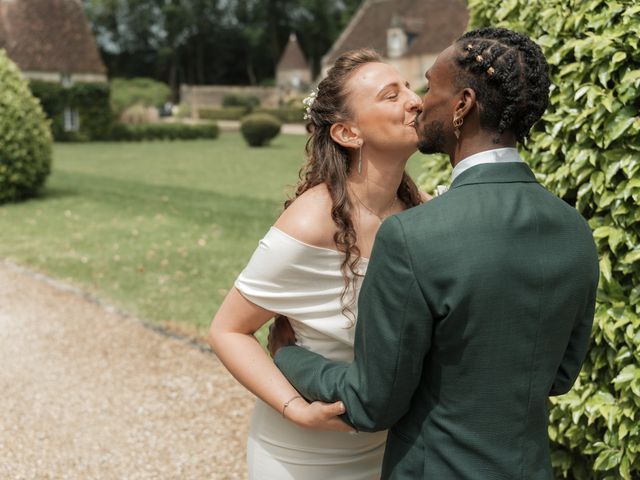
285 398 357 433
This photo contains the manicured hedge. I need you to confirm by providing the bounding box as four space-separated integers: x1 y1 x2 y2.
198 106 305 123
29 80 113 141
222 93 260 110
240 113 281 147
254 107 305 124
110 77 171 116
422 1 639 478
109 122 219 141
0 50 52 203
199 107 247 121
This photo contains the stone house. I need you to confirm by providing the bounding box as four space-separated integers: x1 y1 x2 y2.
322 0 469 90
0 0 107 133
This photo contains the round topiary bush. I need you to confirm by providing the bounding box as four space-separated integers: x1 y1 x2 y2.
0 49 53 203
240 113 282 147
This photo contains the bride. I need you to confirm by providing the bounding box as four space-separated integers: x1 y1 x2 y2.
208 48 430 479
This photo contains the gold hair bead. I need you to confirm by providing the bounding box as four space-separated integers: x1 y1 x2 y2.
476 55 484 63
466 43 473 51
487 66 495 76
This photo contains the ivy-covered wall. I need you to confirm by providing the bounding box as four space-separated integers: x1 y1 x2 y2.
29 80 113 141
419 1 640 478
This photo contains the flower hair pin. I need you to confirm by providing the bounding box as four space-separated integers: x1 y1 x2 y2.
302 90 317 120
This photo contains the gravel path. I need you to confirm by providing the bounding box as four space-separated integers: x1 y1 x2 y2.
0 262 254 479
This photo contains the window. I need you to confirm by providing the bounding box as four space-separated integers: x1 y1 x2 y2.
61 73 73 88
63 107 80 132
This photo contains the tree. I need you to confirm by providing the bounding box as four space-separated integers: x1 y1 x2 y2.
82 0 363 88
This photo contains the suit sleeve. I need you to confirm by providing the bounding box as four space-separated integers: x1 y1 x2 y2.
549 242 599 396
274 216 433 431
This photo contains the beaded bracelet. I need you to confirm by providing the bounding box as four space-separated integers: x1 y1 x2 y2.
282 395 302 418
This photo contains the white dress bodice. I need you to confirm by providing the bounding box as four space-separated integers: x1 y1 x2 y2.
235 227 369 362
235 227 386 480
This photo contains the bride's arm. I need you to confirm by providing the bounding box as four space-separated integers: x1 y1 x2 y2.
208 288 354 432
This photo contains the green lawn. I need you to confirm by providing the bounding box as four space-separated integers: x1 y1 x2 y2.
0 132 426 341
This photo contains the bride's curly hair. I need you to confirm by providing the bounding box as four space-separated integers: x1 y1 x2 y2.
282 48 423 325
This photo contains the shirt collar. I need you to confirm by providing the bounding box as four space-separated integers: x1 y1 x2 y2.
451 148 523 183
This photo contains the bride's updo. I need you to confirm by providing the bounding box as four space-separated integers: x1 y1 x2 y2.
283 48 423 324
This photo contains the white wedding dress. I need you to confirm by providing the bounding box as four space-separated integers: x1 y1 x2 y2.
235 227 387 480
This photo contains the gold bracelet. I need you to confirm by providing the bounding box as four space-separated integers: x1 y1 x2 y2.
282 395 302 418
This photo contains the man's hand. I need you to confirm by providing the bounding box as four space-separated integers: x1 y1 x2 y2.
268 316 296 357
285 398 356 433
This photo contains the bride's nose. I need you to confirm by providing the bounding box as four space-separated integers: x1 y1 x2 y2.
406 95 421 111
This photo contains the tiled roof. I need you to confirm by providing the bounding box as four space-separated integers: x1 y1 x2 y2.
0 0 106 75
277 33 309 71
323 0 468 65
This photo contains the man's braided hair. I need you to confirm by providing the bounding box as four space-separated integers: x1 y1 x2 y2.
454 27 551 143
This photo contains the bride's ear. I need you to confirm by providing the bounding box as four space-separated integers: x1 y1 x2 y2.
330 123 361 149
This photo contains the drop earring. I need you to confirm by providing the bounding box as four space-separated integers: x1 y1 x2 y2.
357 141 363 175
453 116 463 139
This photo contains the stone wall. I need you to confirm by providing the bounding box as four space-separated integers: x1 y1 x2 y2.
180 85 281 116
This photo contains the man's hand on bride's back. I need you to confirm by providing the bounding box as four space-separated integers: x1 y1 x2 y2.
286 398 356 433
268 316 297 357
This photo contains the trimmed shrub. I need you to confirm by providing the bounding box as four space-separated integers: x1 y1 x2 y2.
110 77 171 116
29 80 113 141
240 113 282 147
0 50 52 203
119 104 159 124
222 93 260 110
254 107 305 124
422 1 639 478
109 122 219 142
199 107 247 121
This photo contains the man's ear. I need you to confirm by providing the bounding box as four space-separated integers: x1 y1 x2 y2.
454 87 477 121
330 122 362 149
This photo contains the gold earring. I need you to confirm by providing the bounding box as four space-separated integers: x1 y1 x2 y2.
357 141 363 175
453 116 463 139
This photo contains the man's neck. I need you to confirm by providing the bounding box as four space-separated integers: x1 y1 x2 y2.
449 131 517 169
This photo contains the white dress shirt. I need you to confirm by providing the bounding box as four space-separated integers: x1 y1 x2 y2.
451 147 524 183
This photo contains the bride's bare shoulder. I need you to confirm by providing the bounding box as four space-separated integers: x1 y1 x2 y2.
274 184 336 249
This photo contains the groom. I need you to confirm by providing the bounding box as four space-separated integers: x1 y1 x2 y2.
271 28 599 479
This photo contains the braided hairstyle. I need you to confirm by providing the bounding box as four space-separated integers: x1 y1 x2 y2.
454 27 550 143
284 48 423 325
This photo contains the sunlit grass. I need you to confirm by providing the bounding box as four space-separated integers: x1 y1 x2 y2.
0 132 426 343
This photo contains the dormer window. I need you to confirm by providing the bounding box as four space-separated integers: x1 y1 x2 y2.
387 27 408 58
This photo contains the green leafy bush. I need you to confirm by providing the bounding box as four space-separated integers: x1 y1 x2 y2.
198 106 305 124
0 50 52 203
29 80 113 141
254 107 305 124
222 93 260 110
110 77 171 116
240 113 282 147
199 107 247 121
442 1 640 478
109 122 219 141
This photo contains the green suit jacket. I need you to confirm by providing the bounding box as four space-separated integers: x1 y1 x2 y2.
275 162 599 479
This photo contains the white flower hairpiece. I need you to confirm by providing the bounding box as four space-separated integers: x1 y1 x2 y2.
302 90 317 120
